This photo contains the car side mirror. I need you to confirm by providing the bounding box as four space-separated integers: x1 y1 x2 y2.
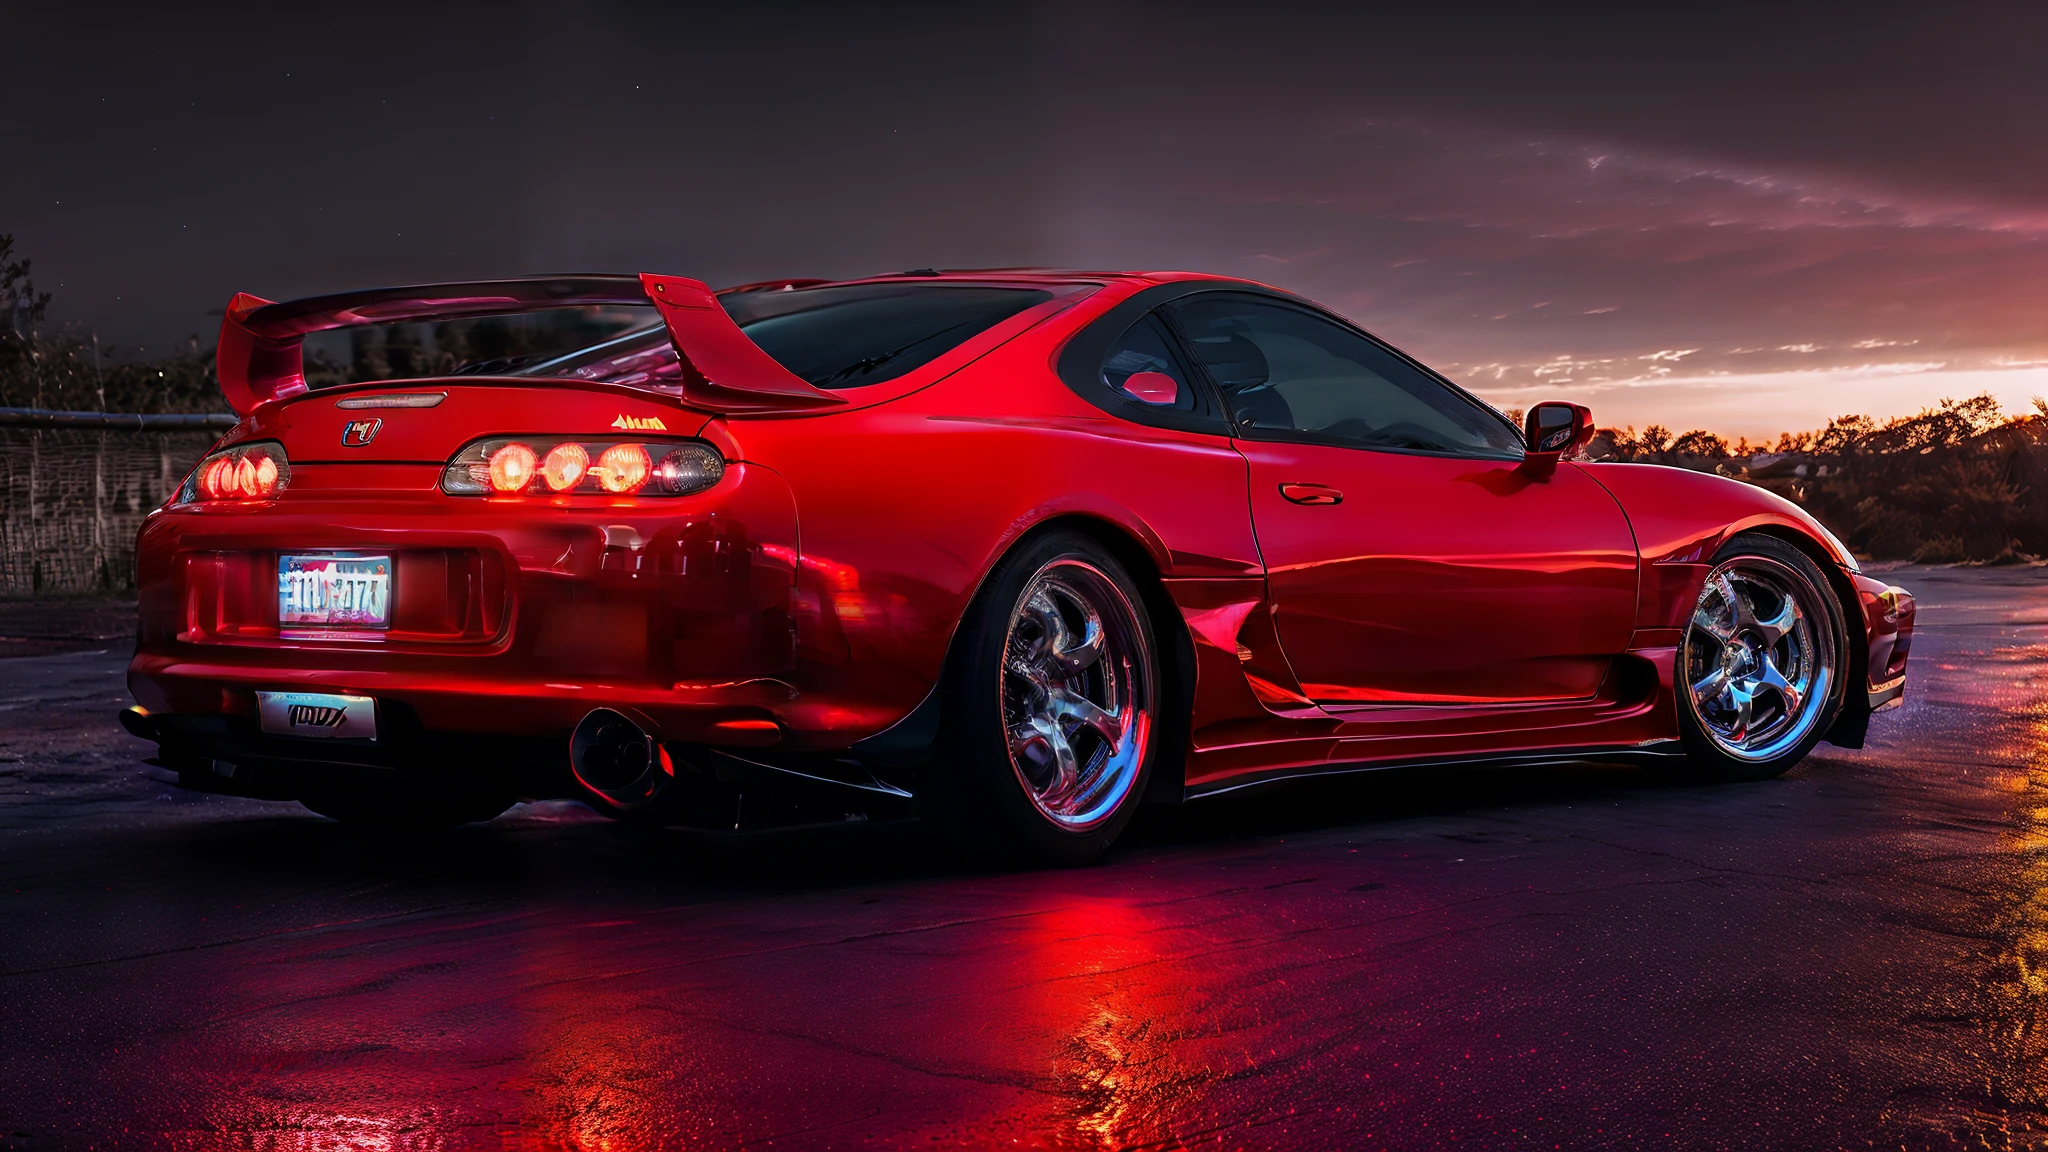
1520 401 1593 479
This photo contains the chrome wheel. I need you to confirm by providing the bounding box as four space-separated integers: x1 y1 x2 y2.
1682 555 1837 762
1001 558 1154 831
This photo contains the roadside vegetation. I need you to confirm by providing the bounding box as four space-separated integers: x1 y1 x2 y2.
5 235 2043 565
1585 394 2048 565
0 234 219 414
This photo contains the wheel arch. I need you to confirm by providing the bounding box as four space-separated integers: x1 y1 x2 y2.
1038 514 1198 804
1720 523 1871 749
857 510 1197 801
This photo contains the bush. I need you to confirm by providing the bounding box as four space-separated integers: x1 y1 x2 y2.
1 232 229 414
1591 394 2048 564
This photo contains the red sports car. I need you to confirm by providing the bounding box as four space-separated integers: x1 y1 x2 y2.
122 269 1915 863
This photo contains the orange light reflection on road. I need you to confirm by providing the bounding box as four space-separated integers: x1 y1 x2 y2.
1973 641 2048 1116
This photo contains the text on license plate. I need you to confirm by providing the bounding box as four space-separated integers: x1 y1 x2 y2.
257 691 378 740
279 553 392 633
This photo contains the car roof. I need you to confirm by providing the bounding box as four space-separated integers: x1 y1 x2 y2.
728 268 1281 293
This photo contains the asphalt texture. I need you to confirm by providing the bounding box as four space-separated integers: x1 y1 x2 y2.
2 566 2046 1149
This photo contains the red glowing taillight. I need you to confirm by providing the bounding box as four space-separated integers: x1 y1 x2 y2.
441 437 723 498
487 442 538 493
179 441 291 504
540 442 589 492
593 443 651 494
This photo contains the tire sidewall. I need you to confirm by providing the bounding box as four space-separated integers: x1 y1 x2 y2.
931 530 1161 866
1676 534 1850 781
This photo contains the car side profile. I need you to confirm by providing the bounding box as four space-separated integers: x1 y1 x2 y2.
122 269 1916 864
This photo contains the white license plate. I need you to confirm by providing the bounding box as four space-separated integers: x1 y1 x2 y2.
279 553 391 637
257 691 378 740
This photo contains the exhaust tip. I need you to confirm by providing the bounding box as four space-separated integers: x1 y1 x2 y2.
119 706 159 742
570 708 667 811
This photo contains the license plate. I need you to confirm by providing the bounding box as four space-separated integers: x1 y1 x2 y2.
257 690 378 740
279 553 392 637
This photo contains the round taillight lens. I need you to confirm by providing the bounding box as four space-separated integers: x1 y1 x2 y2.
652 443 725 495
250 452 280 496
541 442 589 492
594 443 651 494
199 457 233 500
180 440 292 504
487 442 538 493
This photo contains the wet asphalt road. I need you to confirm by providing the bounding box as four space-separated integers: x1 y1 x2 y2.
4 567 2048 1149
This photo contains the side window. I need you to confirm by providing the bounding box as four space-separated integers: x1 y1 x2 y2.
1099 313 1196 411
1171 297 1520 456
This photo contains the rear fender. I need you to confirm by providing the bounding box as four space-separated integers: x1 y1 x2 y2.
849 506 1193 793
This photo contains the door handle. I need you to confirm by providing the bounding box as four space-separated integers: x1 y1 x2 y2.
1280 483 1344 506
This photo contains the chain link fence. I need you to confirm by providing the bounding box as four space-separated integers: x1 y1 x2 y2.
0 411 231 596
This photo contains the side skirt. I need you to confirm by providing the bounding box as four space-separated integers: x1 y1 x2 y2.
1182 739 1687 801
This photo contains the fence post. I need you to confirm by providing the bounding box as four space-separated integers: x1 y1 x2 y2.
94 332 107 590
28 426 39 594
94 428 108 590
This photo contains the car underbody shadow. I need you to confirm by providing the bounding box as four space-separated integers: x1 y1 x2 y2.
1123 756 1725 850
121 746 1806 905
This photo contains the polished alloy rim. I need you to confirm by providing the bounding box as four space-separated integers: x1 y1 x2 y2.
1002 559 1153 831
1682 556 1836 762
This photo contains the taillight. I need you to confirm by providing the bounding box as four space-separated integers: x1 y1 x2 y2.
540 442 589 492
487 442 538 493
594 443 651 494
442 438 724 498
178 441 292 504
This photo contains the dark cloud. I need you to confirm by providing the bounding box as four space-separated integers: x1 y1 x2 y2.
5 1 2043 432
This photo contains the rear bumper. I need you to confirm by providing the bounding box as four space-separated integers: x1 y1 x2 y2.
129 649 805 749
124 463 879 763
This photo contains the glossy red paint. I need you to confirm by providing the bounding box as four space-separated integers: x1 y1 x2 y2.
1238 441 1636 705
130 269 1911 807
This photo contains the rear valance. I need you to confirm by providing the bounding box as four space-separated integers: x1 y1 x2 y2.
215 273 846 417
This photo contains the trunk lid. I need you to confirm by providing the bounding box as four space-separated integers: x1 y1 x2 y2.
244 380 712 468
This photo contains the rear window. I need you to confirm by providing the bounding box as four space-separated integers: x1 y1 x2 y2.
511 282 1054 390
302 306 661 388
722 283 1054 388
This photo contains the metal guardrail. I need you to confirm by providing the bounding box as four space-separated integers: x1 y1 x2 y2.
0 407 237 431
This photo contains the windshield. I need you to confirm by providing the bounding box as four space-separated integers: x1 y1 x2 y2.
511 281 1056 390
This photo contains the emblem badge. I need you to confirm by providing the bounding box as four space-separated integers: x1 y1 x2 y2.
611 414 667 431
341 418 383 447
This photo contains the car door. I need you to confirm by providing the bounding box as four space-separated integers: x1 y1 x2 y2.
1167 293 1638 706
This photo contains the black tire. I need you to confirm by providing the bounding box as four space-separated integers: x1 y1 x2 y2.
926 530 1162 866
1675 534 1850 782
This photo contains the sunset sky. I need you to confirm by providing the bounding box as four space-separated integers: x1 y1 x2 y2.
8 3 2044 438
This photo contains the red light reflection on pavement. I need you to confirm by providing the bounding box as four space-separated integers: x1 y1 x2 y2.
1019 898 1216 1145
135 858 1271 1151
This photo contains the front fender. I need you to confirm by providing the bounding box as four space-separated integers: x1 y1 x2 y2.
1578 462 1857 636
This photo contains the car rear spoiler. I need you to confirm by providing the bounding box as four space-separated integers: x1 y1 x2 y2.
215 273 847 417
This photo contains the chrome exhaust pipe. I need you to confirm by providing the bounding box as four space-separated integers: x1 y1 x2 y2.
570 708 669 811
